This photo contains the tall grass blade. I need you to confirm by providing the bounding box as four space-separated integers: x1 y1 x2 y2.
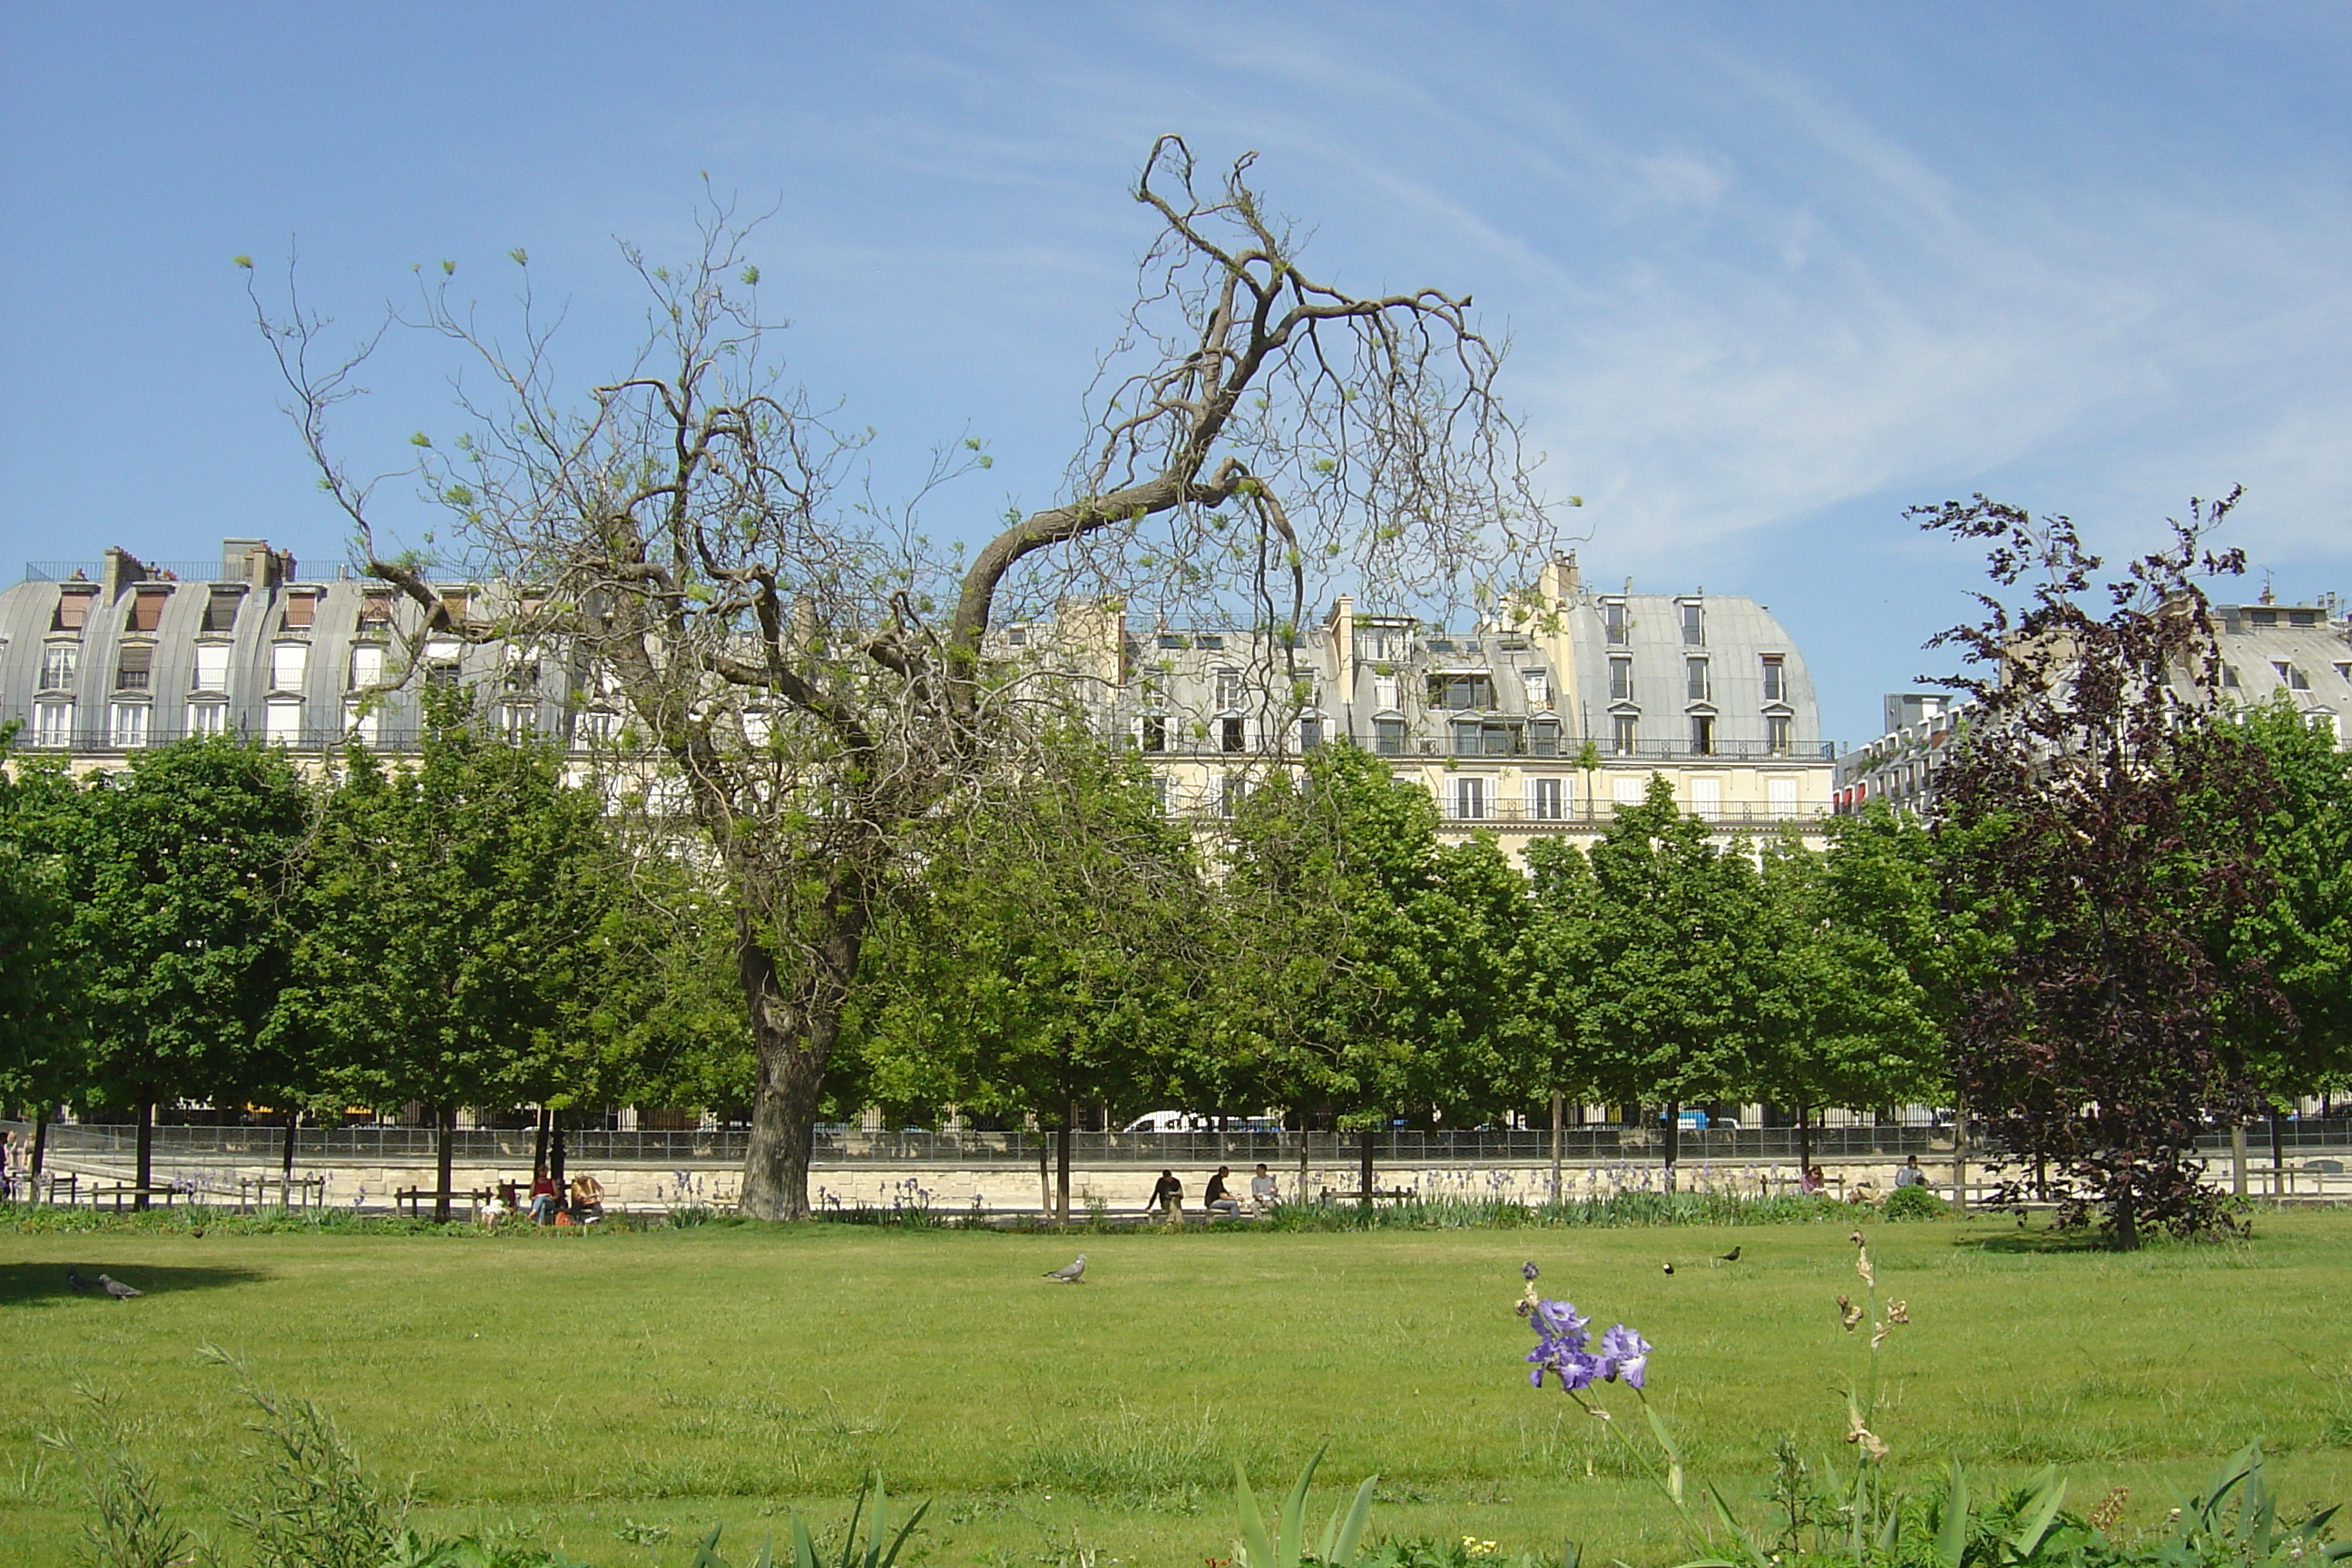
1325 1475 1378 1567
1234 1459 1277 1568
2007 1468 2066 1559
1644 1403 1685 1504
1279 1440 1327 1568
687 1523 729 1568
1934 1459 1967 1568
790 1514 819 1568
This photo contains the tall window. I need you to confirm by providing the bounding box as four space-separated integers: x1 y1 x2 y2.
281 591 318 630
1372 673 1399 711
1374 719 1407 756
1528 776 1564 820
1768 777 1798 815
1760 654 1786 702
1609 656 1633 701
130 588 169 632
1220 715 1246 752
1220 774 1246 818
424 639 462 690
114 646 152 691
1767 714 1792 755
108 701 148 749
1527 719 1559 756
193 643 230 692
202 590 242 632
1612 714 1638 755
1690 714 1715 755
270 642 308 691
1522 668 1550 709
1454 777 1488 819
1298 717 1323 751
186 702 226 739
348 644 384 689
1452 720 1482 756
1214 669 1243 710
500 702 536 740
1603 600 1628 645
2277 662 2309 691
1612 774 1644 805
38 642 77 690
347 701 379 747
54 589 95 632
1681 602 1704 645
34 701 73 747
265 699 303 744
1141 714 1168 752
1685 657 1710 701
1148 772 1170 815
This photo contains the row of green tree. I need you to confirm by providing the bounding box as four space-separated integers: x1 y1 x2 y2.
0 695 747 1216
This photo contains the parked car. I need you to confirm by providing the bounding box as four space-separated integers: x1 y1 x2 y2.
1120 1112 1284 1133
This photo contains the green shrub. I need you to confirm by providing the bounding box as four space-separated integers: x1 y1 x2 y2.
1882 1182 1952 1220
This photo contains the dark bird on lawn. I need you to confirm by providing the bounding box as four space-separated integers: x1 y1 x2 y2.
97 1274 142 1299
191 1229 206 1240
1043 1255 1086 1283
65 1268 90 1293
1718 1246 1741 1263
1661 1261 1674 1275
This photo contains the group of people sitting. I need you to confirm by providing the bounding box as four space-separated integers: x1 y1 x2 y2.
479 1169 604 1227
1148 1162 1280 1218
1796 1154 1936 1202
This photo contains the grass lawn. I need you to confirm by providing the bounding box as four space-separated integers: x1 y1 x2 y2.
3 1210 2349 1566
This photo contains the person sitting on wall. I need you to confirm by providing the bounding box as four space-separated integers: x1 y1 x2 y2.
1799 1163 1827 1195
568 1171 605 1222
1249 1162 1279 1210
1149 1169 1182 1218
527 1168 559 1225
1204 1165 1242 1217
1894 1154 1930 1191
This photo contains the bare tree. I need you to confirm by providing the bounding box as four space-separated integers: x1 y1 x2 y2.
250 138 1555 1218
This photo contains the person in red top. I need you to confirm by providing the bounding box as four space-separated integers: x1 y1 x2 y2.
528 1168 558 1224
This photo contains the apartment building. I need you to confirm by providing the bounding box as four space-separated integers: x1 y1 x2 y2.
1835 593 2352 817
0 543 1837 847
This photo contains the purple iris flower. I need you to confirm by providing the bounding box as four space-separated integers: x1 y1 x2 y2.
1599 1324 1651 1388
1524 1298 1602 1392
1530 1298 1588 1345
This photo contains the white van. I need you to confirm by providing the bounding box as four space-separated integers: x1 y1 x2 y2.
1121 1112 1283 1133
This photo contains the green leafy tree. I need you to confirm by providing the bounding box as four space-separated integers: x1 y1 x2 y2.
847 733 1205 1221
0 737 83 1180
1749 811 1950 1162
2219 696 2352 1111
286 700 615 1218
32 738 309 1201
1571 773 1759 1183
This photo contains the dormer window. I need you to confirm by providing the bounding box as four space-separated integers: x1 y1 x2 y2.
282 591 318 631
1141 715 1168 753
54 587 96 632
1681 601 1704 646
192 644 230 693
1214 670 1243 710
203 588 243 632
38 643 78 690
1761 654 1786 702
271 642 309 691
114 646 153 691
1609 656 1633 702
129 587 170 632
1685 657 1710 701
1602 601 1627 646
358 593 393 628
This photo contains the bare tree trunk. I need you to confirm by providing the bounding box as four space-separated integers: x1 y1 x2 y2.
1036 1134 1051 1218
533 1105 550 1177
2270 1107 2286 1190
135 1099 153 1210
1548 1089 1563 1207
435 1105 456 1223
1795 1104 1811 1181
281 1109 299 1182
2231 1122 2248 1197
550 1110 568 1191
1662 1103 1680 1193
1358 1123 1375 1208
1951 1094 1967 1210
1055 1113 1072 1230
735 914 863 1222
30 1106 49 1194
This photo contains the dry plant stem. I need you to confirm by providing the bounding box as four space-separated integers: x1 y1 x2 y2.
248 143 1553 1219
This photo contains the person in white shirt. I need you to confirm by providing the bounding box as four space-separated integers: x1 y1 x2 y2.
1248 1162 1279 1210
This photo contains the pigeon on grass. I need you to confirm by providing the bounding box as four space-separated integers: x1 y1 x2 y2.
97 1274 142 1299
65 1268 91 1293
1043 1255 1086 1283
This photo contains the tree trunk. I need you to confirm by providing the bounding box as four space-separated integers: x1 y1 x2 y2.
135 1098 154 1210
1951 1094 1967 1210
30 1106 50 1193
550 1110 568 1191
281 1109 299 1182
735 915 863 1222
1548 1089 1563 1207
1662 1102 1679 1193
2270 1107 2286 1189
1054 1112 1072 1230
1358 1123 1375 1207
1795 1103 1812 1180
533 1104 551 1177
2231 1122 2248 1197
434 1105 456 1223
1298 1116 1311 1202
1036 1134 1051 1218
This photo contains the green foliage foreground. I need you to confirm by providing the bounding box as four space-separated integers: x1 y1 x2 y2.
3 1216 2349 1565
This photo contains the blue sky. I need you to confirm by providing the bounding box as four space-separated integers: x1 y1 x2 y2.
4 2 2348 745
